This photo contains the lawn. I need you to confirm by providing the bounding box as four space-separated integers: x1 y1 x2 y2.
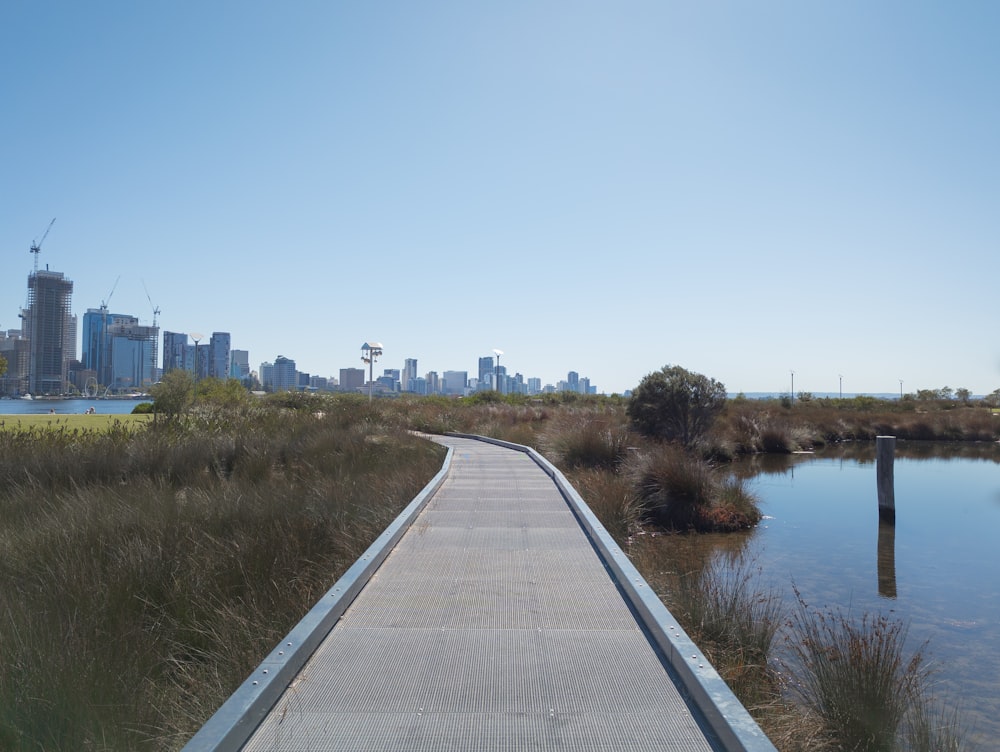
0 413 153 432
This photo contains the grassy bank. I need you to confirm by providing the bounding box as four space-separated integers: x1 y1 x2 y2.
0 413 152 432
0 398 444 750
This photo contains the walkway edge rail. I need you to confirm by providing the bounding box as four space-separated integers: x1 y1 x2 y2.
448 433 778 752
181 446 454 752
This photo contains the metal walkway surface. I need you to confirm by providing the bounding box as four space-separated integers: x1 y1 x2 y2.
185 435 776 752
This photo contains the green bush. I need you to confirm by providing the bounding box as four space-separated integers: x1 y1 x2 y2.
627 365 727 446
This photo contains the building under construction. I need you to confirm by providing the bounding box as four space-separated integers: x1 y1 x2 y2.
21 269 75 395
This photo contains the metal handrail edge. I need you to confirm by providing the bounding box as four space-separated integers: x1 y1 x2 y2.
180 444 455 752
445 432 777 752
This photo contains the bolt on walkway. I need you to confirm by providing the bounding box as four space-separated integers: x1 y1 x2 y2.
191 435 774 752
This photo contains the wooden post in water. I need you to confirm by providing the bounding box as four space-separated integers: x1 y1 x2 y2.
876 435 896 525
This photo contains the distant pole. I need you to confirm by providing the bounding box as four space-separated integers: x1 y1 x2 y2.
191 333 203 383
493 348 504 394
899 379 903 400
361 342 382 403
790 370 795 404
839 374 843 400
877 435 896 525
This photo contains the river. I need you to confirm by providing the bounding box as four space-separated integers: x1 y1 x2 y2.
0 397 146 415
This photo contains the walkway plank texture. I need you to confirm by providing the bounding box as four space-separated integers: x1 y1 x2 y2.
184 435 776 752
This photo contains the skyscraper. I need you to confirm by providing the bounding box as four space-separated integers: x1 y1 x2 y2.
162 331 190 373
442 370 468 396
83 309 158 388
478 356 494 388
23 269 74 395
403 358 418 392
209 332 231 380
273 355 297 392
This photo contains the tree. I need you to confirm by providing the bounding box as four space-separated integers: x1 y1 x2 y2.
195 377 252 409
955 387 971 404
627 365 727 446
149 369 195 419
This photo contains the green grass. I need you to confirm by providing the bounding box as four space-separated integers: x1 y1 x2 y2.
0 413 152 432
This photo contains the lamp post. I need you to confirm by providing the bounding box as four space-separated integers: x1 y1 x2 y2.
839 374 843 400
790 370 795 405
191 332 203 383
361 342 383 402
493 348 503 394
899 379 903 400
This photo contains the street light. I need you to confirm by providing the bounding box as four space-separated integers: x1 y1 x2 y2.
361 342 383 402
493 348 503 394
790 370 795 405
839 374 843 400
190 332 203 382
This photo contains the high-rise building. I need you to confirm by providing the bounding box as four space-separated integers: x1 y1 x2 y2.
424 371 440 395
403 358 418 391
339 367 365 391
442 370 468 396
259 361 274 390
527 377 541 395
478 356 494 388
23 269 74 395
273 355 297 392
83 309 158 389
230 349 250 379
162 331 189 373
0 329 30 396
209 332 231 380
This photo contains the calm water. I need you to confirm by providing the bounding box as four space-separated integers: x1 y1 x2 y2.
734 447 1000 744
0 397 143 415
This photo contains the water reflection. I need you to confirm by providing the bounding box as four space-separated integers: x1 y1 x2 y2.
635 444 1000 747
876 520 896 599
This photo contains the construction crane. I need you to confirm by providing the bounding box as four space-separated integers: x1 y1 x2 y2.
30 218 56 274
141 279 160 328
142 279 161 379
99 276 120 387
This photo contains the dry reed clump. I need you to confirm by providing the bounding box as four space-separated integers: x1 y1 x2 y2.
539 408 631 470
564 467 644 542
0 404 445 750
669 553 783 705
625 445 762 532
783 590 948 752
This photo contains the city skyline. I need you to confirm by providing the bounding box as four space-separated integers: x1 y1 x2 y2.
2 4 998 396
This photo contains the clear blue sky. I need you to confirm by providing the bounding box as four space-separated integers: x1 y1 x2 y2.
2 2 998 395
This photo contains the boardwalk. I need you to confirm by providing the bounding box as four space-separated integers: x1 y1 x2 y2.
185 435 775 752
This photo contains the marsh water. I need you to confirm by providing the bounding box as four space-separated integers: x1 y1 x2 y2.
657 443 1000 745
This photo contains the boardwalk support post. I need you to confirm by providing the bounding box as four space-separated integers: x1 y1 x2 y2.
876 435 896 525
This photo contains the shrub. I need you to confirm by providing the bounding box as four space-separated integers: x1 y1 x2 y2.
627 365 727 446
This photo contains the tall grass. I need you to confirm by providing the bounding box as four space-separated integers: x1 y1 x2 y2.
784 591 929 752
669 553 783 705
0 400 444 750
